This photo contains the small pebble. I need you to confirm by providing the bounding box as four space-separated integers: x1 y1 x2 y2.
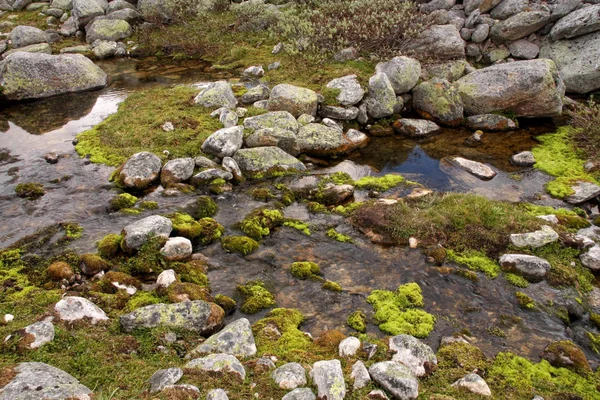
4 314 14 323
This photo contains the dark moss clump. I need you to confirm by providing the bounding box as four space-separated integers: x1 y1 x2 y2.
47 261 74 281
171 261 208 286
79 253 112 276
290 261 320 279
221 236 259 256
347 310 367 333
314 329 345 349
590 313 600 329
196 218 225 245
122 236 168 275
237 280 276 314
322 280 342 292
215 294 236 315
540 340 592 376
237 208 284 240
515 292 535 310
97 271 141 294
15 182 45 200
188 195 218 219
139 201 159 210
251 188 274 202
109 193 138 211
165 282 213 303
97 234 123 259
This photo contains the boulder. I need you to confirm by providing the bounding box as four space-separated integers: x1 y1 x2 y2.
120 300 224 334
389 334 437 377
160 237 192 261
550 4 600 40
412 78 463 126
509 225 559 248
272 362 307 390
282 388 316 400
464 114 518 131
490 0 528 20
472 23 490 43
375 56 421 95
206 389 229 400
0 362 92 400
106 0 134 13
149 368 183 393
241 84 269 104
404 24 465 60
105 8 142 25
499 254 551 281
243 111 299 133
2 42 52 58
297 123 362 157
564 181 600 204
160 157 195 186
54 296 108 324
444 156 496 180
92 40 118 59
184 354 245 380
455 59 564 117
0 52 107 101
156 269 176 288
201 126 244 159
508 39 540 59
194 81 237 109
310 360 345 400
451 373 491 396
490 11 551 42
319 105 359 120
426 60 469 82
121 215 173 251
581 245 600 271
187 318 257 358
369 361 419 400
510 151 535 167
233 147 306 178
364 73 397 119
85 19 131 43
6 320 55 349
72 0 106 29
222 156 243 182
244 128 300 156
393 118 442 138
190 169 233 185
325 75 365 106
351 361 371 390
118 152 162 189
9 25 47 48
268 84 319 117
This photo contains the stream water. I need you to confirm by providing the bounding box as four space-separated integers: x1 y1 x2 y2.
0 58 595 366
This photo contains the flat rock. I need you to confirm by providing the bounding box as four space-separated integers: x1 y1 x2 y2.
412 78 463 126
550 4 600 40
325 75 365 106
564 182 600 204
339 336 361 357
187 318 257 358
54 296 108 324
271 362 307 390
85 18 131 43
368 361 419 400
282 388 316 400
404 24 465 60
118 151 162 189
389 334 437 377
581 245 600 271
310 360 345 400
445 156 496 180
297 123 363 157
451 373 491 396
393 118 441 138
491 0 528 20
194 81 237 109
510 151 535 167
149 367 183 393
465 114 518 131
499 254 551 281
490 11 551 42
184 353 246 380
233 146 306 178
121 215 172 251
244 128 300 156
508 39 540 59
160 157 195 186
2 42 52 58
509 225 559 248
160 237 192 261
375 56 421 95
243 111 299 134
7 320 55 349
268 84 318 117
319 105 359 120
190 168 233 186
201 126 244 159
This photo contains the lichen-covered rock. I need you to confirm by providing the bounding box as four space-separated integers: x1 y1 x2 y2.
490 11 551 42
121 215 172 251
508 39 540 60
201 126 244 159
220 109 238 128
233 147 306 178
319 105 359 120
54 296 108 324
268 84 319 117
0 362 92 400
72 0 106 29
451 373 491 396
6 320 55 349
351 360 371 390
106 0 134 13
244 110 299 134
339 336 361 357
564 181 600 204
2 42 53 58
118 151 162 189
160 237 192 261
244 128 300 156
540 340 592 375
149 368 183 393
465 114 518 131
92 40 118 59
184 353 246 380
491 0 528 20
389 334 437 377
241 84 270 104
405 24 465 60
509 225 559 248
282 388 316 400
190 169 233 186
499 254 551 281
444 156 497 180
412 78 463 127
580 245 600 271
120 300 224 335
9 25 47 48
187 318 257 358
310 360 345 400
160 157 195 186
455 59 564 117
393 118 442 138
375 56 421 95
364 73 397 119
325 75 365 106
85 19 131 43
194 81 237 109
0 52 107 101
369 361 419 400
272 362 307 390
297 123 363 157
550 4 600 41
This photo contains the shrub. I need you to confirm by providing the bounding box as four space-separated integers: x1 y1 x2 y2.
231 0 283 32
566 99 600 163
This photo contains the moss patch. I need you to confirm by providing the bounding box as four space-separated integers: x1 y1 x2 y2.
252 308 312 358
290 261 320 279
237 280 276 314
322 280 342 292
221 236 259 256
15 182 45 200
447 249 500 278
109 193 138 211
354 174 406 191
283 219 311 235
326 228 353 243
515 292 535 310
505 273 529 288
347 310 367 333
237 208 284 240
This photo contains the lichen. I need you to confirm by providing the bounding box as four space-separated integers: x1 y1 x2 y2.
347 310 367 333
221 236 259 256
290 261 320 279
237 280 276 314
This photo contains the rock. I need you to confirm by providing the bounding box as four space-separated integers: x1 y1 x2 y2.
508 39 540 59
412 78 463 127
160 237 192 261
242 65 264 79
72 0 106 29
319 105 359 120
455 59 564 117
241 84 270 104
190 169 233 185
149 368 183 393
245 128 299 156
156 269 176 288
510 151 536 167
187 318 257 358
282 388 316 400
325 75 365 106
3 314 14 324
194 156 219 169
339 336 361 357
541 340 592 375
420 0 455 13
426 60 469 82
121 215 173 251
184 354 245 380
244 110 299 133
105 8 142 24
10 25 47 48
499 254 551 281
550 4 600 41
465 114 518 131
201 126 244 159
393 118 442 138
2 42 52 58
367 390 390 399
120 300 224 334
268 61 281 71
472 23 490 43
333 46 358 62
117 151 162 190
365 73 397 119
268 84 319 117
405 24 465 60
509 225 559 248
322 118 343 131
160 157 194 186
451 373 491 396
206 389 228 400
351 360 371 390
444 156 496 180
7 320 55 349
59 44 92 54
310 360 345 400
85 19 131 43
564 182 600 204
314 184 354 206
92 40 117 59
491 0 528 20
107 0 133 13
233 147 305 178
222 156 244 182
346 128 369 148
490 11 551 42
0 52 107 101
194 81 237 109
479 0 502 13
581 245 600 271
297 123 362 157
369 361 419 400
54 296 108 324
271 362 307 390
389 334 437 377
375 56 421 95
0 362 92 400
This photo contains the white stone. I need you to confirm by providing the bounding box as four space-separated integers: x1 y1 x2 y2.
156 269 177 288
339 336 361 356
54 296 108 324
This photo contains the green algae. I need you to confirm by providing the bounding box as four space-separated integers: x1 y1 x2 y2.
446 249 501 278
237 280 276 314
354 174 405 191
221 236 259 256
347 310 367 333
326 228 353 243
290 261 320 279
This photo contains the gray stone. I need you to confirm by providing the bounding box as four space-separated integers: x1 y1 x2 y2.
156 269 176 288
465 114 518 131
369 361 419 400
121 215 173 251
319 105 359 120
6 320 55 349
187 318 257 358
107 0 133 13
44 7 66 17
93 40 117 58
241 84 269 104
405 24 465 60
550 0 582 21
367 390 390 399
194 81 237 109
510 151 536 167
118 151 162 189
282 388 316 400
59 44 92 53
54 296 108 324
244 110 299 133
483 45 511 63
499 254 551 281
105 8 142 25
375 56 422 95
12 0 32 10
222 156 243 182
426 60 469 82
466 43 482 57
346 128 368 148
412 78 463 126
207 389 229 400
149 368 183 393
491 0 528 20
184 354 245 380
351 360 371 390
465 8 480 28
325 75 365 106
297 123 362 157
86 18 131 43
389 334 437 377
268 84 319 117
581 245 600 271
59 16 77 36
201 126 244 159
333 46 358 62
550 4 600 40
365 73 397 119
160 237 192 261
310 360 345 400
268 61 281 71
219 109 239 128
445 156 496 180
490 11 551 42
393 118 442 138
233 147 306 178
120 300 224 334
52 0 73 10
508 39 540 59
461 27 474 40
272 362 306 390
478 0 502 13
244 128 299 156
72 0 106 29
420 0 455 13
509 225 559 248
190 168 233 186
0 362 92 400
242 65 264 79
452 373 491 396
339 336 361 357
160 157 194 186
455 59 564 117
10 25 47 48
2 42 52 58
194 156 218 169
565 181 600 204
472 23 490 42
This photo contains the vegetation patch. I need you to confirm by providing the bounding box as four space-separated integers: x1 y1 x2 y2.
446 249 501 278
221 236 259 256
15 182 45 200
290 261 320 279
109 193 138 211
322 280 342 292
515 292 535 310
347 310 367 333
237 208 284 240
283 219 311 235
326 228 353 243
237 280 276 314
505 273 529 288
252 308 312 358
354 174 406 191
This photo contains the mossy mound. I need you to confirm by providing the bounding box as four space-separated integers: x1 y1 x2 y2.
46 262 74 281
122 236 168 275
15 182 45 200
322 280 342 292
196 218 225 245
540 340 592 376
237 208 284 240
170 212 204 240
252 308 312 357
237 280 276 314
171 262 209 286
221 236 259 256
109 193 138 211
251 188 274 202
290 261 320 279
215 294 236 315
79 254 112 276
96 271 141 294
125 291 162 311
354 174 406 191
165 282 213 303
97 234 123 259
347 310 367 333
187 195 219 219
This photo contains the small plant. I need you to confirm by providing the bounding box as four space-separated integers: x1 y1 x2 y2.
347 310 367 333
515 292 535 310
15 182 45 200
326 228 353 243
322 280 342 292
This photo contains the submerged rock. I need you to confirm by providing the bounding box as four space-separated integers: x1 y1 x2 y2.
187 318 257 358
389 334 437 377
310 360 345 400
121 215 172 251
451 373 491 396
444 156 496 180
233 147 306 178
499 254 551 281
184 354 246 380
369 361 419 400
118 151 162 190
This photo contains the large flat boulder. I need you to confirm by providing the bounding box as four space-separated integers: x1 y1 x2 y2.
412 78 463 127
85 18 132 43
297 123 364 157
9 25 48 48
0 52 107 101
490 10 551 42
233 147 306 178
267 84 319 117
404 24 465 60
550 4 600 41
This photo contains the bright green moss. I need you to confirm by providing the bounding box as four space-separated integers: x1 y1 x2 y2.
322 87 341 105
15 182 45 200
237 280 276 314
253 308 312 356
109 193 138 211
196 218 224 244
215 294 236 314
590 313 600 329
189 195 218 219
120 208 142 215
63 223 83 240
322 280 342 292
172 262 209 286
283 219 311 235
126 291 162 312
332 202 363 216
347 310 367 333
447 249 501 278
170 212 203 239
290 261 320 279
354 174 405 191
307 201 329 214
515 292 535 310
237 208 284 240
505 273 529 288
221 236 259 256
326 228 353 243
123 236 167 275
139 201 159 210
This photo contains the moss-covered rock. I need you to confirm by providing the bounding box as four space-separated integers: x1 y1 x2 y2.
97 233 123 259
196 218 225 245
79 254 111 276
97 271 141 294
540 340 592 375
347 310 367 333
109 193 138 211
186 195 218 219
215 294 236 315
237 280 276 314
237 208 284 240
515 292 535 310
253 308 312 356
47 261 74 281
15 182 45 200
166 282 213 303
171 261 209 286
322 280 342 292
290 261 320 279
221 236 259 256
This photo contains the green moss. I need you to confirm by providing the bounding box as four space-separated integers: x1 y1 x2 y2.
215 294 236 314
322 87 341 105
515 292 535 310
237 280 276 314
221 236 259 256
487 326 507 338
437 341 488 375
531 242 593 292
455 269 479 282
109 193 138 211
505 273 529 288
307 201 329 214
172 262 209 286
590 313 600 329
188 195 218 219
278 185 296 206
332 202 363 216
97 271 141 294
251 187 274 202
354 174 405 191
326 228 353 243
447 249 501 278
283 219 311 235
97 234 122 259
166 282 212 302
15 182 45 200
322 280 342 292
252 308 312 357
196 218 225 245
169 213 203 240
125 291 162 311
123 236 167 275
347 310 367 333
138 201 159 210
290 261 320 279
237 208 284 240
